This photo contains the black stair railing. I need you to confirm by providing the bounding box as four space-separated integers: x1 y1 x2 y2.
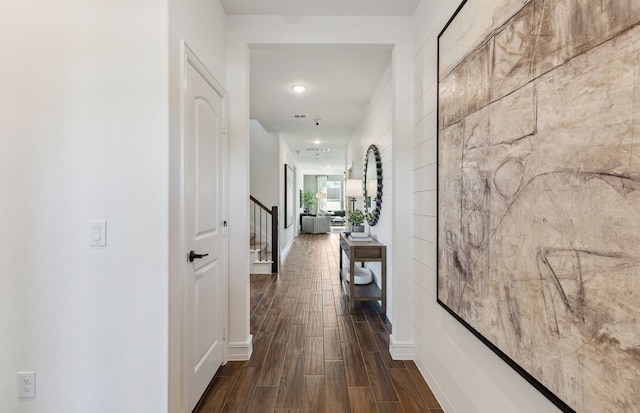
249 195 278 273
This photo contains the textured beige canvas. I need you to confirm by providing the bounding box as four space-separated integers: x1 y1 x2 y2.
437 1 640 412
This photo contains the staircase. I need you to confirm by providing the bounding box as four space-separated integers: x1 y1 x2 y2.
250 232 273 274
250 195 278 274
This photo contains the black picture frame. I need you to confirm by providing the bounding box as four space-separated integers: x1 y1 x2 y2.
437 4 572 411
435 1 638 412
284 164 294 229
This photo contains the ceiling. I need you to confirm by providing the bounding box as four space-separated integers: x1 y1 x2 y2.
224 0 418 175
250 44 392 175
220 0 420 16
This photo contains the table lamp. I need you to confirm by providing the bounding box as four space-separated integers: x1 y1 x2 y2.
345 179 363 211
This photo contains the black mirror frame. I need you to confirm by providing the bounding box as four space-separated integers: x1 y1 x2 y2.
364 144 383 226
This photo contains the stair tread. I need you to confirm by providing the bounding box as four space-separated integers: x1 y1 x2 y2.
252 252 273 260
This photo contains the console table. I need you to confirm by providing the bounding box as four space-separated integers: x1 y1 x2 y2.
339 233 386 314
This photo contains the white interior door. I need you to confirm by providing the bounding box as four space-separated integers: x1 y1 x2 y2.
185 51 226 412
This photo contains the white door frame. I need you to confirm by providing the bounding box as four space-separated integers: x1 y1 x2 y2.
177 41 229 413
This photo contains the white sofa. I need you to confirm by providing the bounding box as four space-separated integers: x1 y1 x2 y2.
301 215 331 233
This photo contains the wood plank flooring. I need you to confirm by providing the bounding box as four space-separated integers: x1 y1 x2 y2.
195 233 443 413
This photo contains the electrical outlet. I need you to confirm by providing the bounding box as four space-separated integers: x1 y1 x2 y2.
18 371 36 398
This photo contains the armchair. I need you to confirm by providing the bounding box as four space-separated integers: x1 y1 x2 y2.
301 215 331 234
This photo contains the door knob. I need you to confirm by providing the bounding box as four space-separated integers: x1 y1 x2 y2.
189 250 209 262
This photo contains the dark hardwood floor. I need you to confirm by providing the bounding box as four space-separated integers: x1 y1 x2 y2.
195 232 443 413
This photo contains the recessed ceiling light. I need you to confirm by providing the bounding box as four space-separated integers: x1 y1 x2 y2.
313 139 321 145
291 85 307 93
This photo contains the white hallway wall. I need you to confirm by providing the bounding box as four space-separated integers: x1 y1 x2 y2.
278 135 298 254
0 0 228 411
1 0 170 411
169 0 228 411
411 1 562 412
249 121 298 258
346 62 395 319
226 14 415 358
250 120 279 208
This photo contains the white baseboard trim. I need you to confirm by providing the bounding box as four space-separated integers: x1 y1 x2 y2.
227 334 253 361
280 237 294 262
389 334 414 360
250 260 274 274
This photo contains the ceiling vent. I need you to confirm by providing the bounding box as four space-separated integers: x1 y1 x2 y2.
306 148 330 152
293 114 307 118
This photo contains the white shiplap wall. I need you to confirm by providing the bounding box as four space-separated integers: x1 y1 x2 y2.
411 1 562 412
347 62 393 316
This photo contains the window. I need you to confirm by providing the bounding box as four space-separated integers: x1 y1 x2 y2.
325 180 342 211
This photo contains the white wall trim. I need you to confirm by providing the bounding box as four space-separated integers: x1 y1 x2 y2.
226 335 254 361
178 40 230 413
280 233 295 262
226 26 252 364
414 354 456 413
389 334 415 360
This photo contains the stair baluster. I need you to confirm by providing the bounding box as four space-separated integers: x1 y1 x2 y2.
249 195 278 273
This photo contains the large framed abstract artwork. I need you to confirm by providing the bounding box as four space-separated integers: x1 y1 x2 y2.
437 1 640 412
284 164 294 229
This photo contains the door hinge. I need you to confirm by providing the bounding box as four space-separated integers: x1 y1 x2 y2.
223 326 227 341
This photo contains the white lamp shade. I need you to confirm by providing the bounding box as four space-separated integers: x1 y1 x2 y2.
345 179 363 197
367 179 377 197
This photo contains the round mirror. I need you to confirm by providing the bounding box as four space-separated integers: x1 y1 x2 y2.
364 144 382 226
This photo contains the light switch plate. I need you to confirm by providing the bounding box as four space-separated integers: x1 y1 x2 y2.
89 220 107 246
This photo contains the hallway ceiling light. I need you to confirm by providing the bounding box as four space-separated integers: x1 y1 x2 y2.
291 85 307 93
